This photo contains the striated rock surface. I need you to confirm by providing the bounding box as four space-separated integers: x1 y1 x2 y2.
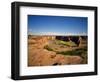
28 35 86 66
28 49 83 66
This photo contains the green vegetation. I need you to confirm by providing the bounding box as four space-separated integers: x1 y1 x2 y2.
44 39 87 64
56 47 87 56
56 46 87 64
55 40 77 47
44 45 54 51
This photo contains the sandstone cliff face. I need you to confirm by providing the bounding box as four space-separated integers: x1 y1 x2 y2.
28 49 83 66
28 36 56 48
28 36 49 48
28 36 84 66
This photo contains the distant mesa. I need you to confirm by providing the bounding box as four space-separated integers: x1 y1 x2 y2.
28 32 87 36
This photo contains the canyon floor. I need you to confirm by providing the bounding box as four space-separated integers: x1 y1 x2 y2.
28 36 87 66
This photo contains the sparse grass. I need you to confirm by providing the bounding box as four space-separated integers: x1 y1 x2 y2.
56 46 87 64
44 45 54 51
43 39 87 64
56 47 87 55
55 40 77 47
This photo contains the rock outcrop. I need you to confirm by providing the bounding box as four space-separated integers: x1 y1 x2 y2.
28 35 86 66
28 49 83 66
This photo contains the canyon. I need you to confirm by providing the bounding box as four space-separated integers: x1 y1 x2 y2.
28 35 87 66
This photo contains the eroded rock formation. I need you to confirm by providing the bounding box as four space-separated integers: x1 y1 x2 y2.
28 36 84 66
28 49 83 66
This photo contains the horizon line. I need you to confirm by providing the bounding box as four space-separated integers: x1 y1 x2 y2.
28 34 87 36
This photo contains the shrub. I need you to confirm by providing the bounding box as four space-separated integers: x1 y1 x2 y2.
44 45 54 51
55 40 77 47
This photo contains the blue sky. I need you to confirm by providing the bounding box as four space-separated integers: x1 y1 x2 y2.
28 15 87 36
